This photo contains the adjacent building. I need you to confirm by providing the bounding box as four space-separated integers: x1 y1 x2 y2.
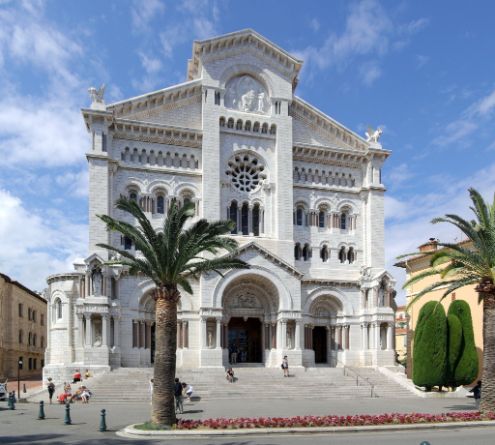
0 273 47 381
44 29 397 382
394 305 407 363
396 239 483 380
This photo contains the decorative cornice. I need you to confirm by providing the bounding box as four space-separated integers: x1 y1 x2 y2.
111 119 203 148
106 81 202 118
293 143 367 167
188 29 302 88
302 279 361 288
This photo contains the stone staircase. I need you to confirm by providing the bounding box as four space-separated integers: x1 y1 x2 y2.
45 366 416 404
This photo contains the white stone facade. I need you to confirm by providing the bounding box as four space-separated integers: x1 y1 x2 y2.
44 30 396 382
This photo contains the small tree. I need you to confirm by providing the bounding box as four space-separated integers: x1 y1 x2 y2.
413 301 447 390
448 300 479 386
446 313 462 388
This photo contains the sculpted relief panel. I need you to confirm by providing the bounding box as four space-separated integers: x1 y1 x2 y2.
224 75 270 114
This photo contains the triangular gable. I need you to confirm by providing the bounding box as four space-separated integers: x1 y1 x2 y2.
234 241 303 278
84 253 106 266
292 97 369 151
188 29 302 88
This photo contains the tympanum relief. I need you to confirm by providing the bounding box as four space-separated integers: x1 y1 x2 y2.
224 75 270 114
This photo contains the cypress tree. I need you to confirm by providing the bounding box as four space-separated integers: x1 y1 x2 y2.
448 300 478 386
413 301 447 390
446 314 462 387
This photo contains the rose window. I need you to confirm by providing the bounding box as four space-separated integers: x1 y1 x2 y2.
226 153 266 192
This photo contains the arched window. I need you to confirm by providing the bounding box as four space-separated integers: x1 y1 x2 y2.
296 207 304 226
229 201 238 234
320 245 329 262
156 195 165 214
245 121 251 131
340 211 347 230
236 119 243 130
270 124 276 135
253 203 260 236
339 246 347 263
227 118 234 128
261 123 268 134
347 247 355 264
241 202 249 235
54 298 62 320
219 117 226 127
129 190 138 202
294 243 302 260
302 243 311 261
318 208 326 228
253 122 260 132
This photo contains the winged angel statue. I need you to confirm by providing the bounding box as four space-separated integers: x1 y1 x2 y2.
365 126 383 143
88 84 106 104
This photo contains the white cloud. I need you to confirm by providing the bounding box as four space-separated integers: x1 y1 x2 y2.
309 18 320 32
0 96 88 167
386 162 415 190
0 188 87 291
360 61 382 86
468 88 495 117
55 169 88 198
386 162 495 303
131 0 165 33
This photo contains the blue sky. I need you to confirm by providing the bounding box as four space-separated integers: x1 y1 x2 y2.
1 0 495 300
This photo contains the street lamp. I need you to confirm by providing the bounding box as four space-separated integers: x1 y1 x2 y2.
17 359 23 399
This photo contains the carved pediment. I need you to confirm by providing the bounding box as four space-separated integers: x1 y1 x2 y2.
224 75 270 115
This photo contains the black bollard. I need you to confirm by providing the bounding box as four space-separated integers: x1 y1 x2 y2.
23 383 27 394
7 392 14 410
38 400 45 420
99 409 107 432
64 402 72 425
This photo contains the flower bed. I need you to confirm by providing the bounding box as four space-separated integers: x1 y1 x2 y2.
176 411 495 430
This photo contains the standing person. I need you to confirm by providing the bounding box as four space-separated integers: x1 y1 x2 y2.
47 378 55 404
281 355 289 377
231 344 238 365
174 378 183 414
149 378 153 404
84 369 91 380
470 380 482 409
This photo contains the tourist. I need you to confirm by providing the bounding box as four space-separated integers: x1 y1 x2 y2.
64 382 72 394
281 355 289 377
470 380 482 409
72 369 82 383
182 382 194 400
174 378 183 414
230 344 238 364
226 367 235 383
149 378 153 404
47 378 55 404
80 386 92 403
84 369 91 380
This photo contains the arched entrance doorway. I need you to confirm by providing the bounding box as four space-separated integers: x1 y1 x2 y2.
222 274 279 365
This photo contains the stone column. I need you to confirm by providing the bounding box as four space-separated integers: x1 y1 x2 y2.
345 325 350 350
216 319 222 348
76 314 84 348
280 320 287 350
177 323 182 348
326 326 331 357
375 322 381 350
362 323 368 349
331 327 337 351
102 314 109 346
183 322 188 349
386 323 393 350
113 318 120 347
200 318 207 348
271 323 277 349
295 320 302 350
85 315 92 347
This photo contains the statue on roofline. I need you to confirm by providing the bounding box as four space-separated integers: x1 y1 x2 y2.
365 126 383 143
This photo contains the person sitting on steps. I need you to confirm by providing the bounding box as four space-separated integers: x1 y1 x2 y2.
226 367 235 383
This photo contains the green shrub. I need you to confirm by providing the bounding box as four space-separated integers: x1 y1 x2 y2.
446 314 462 386
448 300 478 386
413 301 447 389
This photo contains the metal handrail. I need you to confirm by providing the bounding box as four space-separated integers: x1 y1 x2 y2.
339 360 376 397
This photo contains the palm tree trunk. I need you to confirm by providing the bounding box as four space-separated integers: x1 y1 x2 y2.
480 292 495 413
151 288 179 426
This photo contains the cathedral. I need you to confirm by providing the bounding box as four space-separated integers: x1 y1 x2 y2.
44 30 396 382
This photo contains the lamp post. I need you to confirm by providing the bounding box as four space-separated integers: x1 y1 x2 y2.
17 359 23 400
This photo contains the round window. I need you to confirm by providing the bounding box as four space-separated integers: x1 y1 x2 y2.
226 153 266 192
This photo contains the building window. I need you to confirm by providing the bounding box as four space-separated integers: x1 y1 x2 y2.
318 209 326 228
28 332 32 346
339 246 347 263
320 245 329 262
28 308 32 320
123 236 132 250
347 247 355 264
18 303 23 317
41 314 44 326
54 298 62 320
225 153 265 193
214 91 220 105
41 336 45 348
302 243 311 261
18 330 23 344
229 201 238 234
28 358 32 370
18 357 23 370
33 334 37 347
33 358 37 370
295 207 304 226
294 243 302 260
129 190 138 202
156 195 165 214
253 203 260 236
32 310 36 323
241 203 249 235
340 212 347 230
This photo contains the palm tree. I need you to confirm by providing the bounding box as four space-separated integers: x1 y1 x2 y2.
402 188 495 412
97 197 249 426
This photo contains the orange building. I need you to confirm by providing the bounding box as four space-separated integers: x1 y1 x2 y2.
395 239 482 381
395 305 408 363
